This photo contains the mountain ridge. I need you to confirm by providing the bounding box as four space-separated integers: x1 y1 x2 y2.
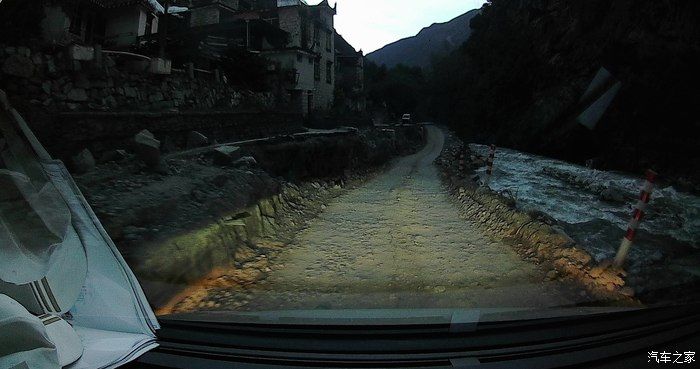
367 9 480 69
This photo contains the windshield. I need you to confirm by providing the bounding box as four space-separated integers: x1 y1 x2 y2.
1 0 698 335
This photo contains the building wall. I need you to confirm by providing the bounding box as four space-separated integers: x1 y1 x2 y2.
40 5 73 45
104 7 143 47
274 4 336 113
277 7 302 48
312 10 334 112
190 5 221 27
264 50 315 115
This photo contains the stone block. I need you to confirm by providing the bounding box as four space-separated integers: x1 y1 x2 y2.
67 88 88 102
124 86 137 98
134 130 161 167
2 54 35 78
16 47 30 58
71 149 95 174
99 149 128 163
259 198 276 218
212 145 241 165
68 45 94 61
149 58 172 75
186 131 209 148
41 81 51 94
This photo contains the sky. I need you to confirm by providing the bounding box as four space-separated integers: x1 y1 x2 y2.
308 0 487 54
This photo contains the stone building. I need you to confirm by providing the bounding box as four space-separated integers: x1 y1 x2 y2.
334 32 365 113
39 0 164 48
255 0 336 116
186 0 252 27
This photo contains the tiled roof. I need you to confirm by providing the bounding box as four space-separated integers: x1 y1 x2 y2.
88 0 164 13
335 32 358 56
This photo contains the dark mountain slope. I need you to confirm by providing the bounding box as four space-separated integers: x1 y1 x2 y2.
367 9 479 69
432 0 700 189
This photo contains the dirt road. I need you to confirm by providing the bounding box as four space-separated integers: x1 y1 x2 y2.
234 126 579 311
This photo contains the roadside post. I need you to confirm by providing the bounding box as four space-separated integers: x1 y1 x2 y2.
613 169 658 267
485 144 496 185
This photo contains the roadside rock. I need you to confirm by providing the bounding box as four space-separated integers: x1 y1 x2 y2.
99 149 127 163
187 131 209 149
212 145 242 166
134 129 161 168
234 156 258 168
71 149 95 174
67 88 89 102
2 54 35 78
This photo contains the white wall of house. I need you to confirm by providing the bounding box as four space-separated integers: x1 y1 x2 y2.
265 51 315 91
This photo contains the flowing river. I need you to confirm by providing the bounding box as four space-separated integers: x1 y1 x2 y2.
470 144 700 271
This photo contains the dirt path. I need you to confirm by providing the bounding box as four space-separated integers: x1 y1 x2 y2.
231 126 580 311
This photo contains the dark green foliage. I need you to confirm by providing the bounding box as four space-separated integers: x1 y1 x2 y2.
428 0 700 184
364 61 428 121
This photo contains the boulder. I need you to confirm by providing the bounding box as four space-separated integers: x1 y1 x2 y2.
71 149 95 174
2 54 35 78
67 88 88 102
258 199 276 217
234 156 258 168
99 149 127 163
137 129 155 139
212 145 242 165
134 130 161 167
186 131 209 148
599 188 624 203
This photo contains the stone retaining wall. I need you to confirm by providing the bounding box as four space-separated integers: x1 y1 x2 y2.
0 44 273 113
436 130 637 305
37 111 304 160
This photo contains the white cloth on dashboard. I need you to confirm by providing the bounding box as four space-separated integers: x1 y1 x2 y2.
0 294 60 369
0 169 72 285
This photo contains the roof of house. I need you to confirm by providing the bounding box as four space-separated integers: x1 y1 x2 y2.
335 32 360 56
92 0 165 13
310 0 336 14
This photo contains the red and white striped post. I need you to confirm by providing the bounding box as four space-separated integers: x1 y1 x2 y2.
614 169 658 267
485 144 496 185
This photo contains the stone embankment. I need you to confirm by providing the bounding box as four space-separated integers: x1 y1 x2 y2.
436 129 637 305
0 44 272 114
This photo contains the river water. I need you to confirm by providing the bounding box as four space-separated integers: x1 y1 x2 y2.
470 144 700 268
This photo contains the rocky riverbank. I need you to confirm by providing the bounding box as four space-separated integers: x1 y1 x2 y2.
435 129 638 306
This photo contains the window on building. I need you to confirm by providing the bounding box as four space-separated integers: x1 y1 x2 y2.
326 61 333 84
314 58 321 81
313 25 320 47
325 30 332 51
